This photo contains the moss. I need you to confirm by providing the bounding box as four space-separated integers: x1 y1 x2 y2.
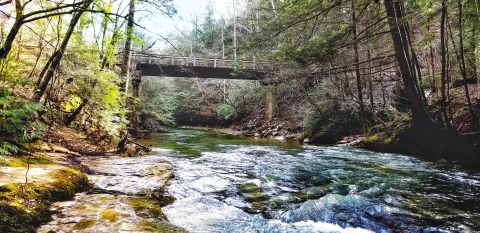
128 197 166 219
0 154 54 167
98 196 113 202
238 182 269 212
363 134 382 144
141 220 188 233
363 132 399 145
239 182 261 193
288 192 309 203
0 168 90 233
100 210 121 222
383 135 394 144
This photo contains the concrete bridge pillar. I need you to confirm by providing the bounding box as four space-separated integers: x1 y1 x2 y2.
265 86 276 122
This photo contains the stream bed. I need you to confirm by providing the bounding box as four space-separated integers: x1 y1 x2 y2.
40 128 480 232
140 129 480 233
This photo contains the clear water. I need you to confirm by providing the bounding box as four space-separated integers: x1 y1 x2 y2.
139 128 480 233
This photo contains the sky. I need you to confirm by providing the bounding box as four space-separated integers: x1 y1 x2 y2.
0 0 237 51
137 0 235 51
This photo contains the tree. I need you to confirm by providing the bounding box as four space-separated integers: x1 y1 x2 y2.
351 0 366 133
0 0 90 59
440 0 451 128
33 0 94 102
384 0 433 125
120 0 136 93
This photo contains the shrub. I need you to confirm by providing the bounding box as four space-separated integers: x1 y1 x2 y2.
0 88 44 155
216 103 236 120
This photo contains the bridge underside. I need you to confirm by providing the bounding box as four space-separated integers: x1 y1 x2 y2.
137 64 265 80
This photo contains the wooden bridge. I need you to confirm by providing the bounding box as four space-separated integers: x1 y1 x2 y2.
131 53 272 80
127 53 278 130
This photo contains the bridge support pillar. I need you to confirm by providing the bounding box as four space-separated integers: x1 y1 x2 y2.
129 76 141 133
265 86 276 122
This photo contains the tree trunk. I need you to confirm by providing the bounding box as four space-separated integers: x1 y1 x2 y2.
233 0 237 60
457 0 476 120
440 0 452 128
130 77 141 131
384 0 433 124
120 0 136 93
2 0 25 59
366 45 374 111
33 1 92 102
352 0 366 133
429 31 437 93
1 16 22 59
470 26 478 82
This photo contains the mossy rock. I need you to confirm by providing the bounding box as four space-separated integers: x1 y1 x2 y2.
128 197 166 219
302 186 328 199
72 219 96 230
238 182 269 202
0 168 90 233
238 182 270 212
239 182 260 193
141 220 188 233
0 154 54 167
100 210 125 222
287 192 309 203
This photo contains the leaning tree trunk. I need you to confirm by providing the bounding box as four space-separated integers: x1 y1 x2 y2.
1 18 22 59
33 1 92 102
384 0 433 124
1 0 23 59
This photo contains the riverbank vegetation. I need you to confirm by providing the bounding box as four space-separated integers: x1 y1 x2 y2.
137 0 480 164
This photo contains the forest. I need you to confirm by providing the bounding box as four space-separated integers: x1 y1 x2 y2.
0 0 480 232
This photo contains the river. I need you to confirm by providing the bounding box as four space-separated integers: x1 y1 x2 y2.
40 128 480 232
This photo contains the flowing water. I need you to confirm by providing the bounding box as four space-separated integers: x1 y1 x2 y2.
38 128 480 233
138 128 480 233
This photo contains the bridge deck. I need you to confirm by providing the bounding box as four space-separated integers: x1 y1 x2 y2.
132 53 271 80
137 64 265 80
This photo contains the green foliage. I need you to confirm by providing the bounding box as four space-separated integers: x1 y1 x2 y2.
0 88 44 155
0 142 18 156
273 25 349 64
216 103 236 120
59 40 127 140
364 134 381 144
139 77 178 126
63 96 82 113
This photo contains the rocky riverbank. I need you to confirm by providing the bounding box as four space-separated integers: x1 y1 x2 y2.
38 155 185 233
0 127 184 233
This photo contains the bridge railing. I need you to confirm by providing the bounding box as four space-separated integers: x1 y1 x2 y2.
130 53 273 70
